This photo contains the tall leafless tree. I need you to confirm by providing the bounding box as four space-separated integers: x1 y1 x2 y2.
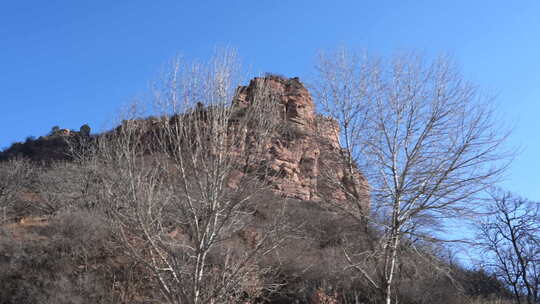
477 189 540 304
88 49 288 304
313 48 510 304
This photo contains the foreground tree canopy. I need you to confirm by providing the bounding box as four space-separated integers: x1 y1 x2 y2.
313 48 511 304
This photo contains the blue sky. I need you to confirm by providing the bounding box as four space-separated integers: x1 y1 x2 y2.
1 1 539 200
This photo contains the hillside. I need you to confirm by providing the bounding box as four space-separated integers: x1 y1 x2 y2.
1 76 369 211
0 76 512 304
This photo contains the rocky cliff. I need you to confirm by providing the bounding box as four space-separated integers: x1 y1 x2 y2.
234 75 369 212
0 75 370 213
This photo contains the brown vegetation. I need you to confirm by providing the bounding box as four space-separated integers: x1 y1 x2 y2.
0 51 519 303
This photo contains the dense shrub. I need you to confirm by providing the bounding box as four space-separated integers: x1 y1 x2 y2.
0 209 158 304
0 212 112 304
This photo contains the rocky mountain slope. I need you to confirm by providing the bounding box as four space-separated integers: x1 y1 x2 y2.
1 75 369 212
0 76 513 304
233 75 369 210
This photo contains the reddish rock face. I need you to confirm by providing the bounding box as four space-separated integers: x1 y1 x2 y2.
234 76 369 213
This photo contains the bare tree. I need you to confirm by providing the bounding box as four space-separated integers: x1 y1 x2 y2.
33 161 102 215
0 157 33 223
313 48 510 304
477 189 540 304
89 50 287 304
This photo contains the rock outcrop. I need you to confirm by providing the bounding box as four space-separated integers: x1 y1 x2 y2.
0 75 369 213
234 75 369 212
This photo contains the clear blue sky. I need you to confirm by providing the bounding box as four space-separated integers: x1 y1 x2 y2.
1 1 539 200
